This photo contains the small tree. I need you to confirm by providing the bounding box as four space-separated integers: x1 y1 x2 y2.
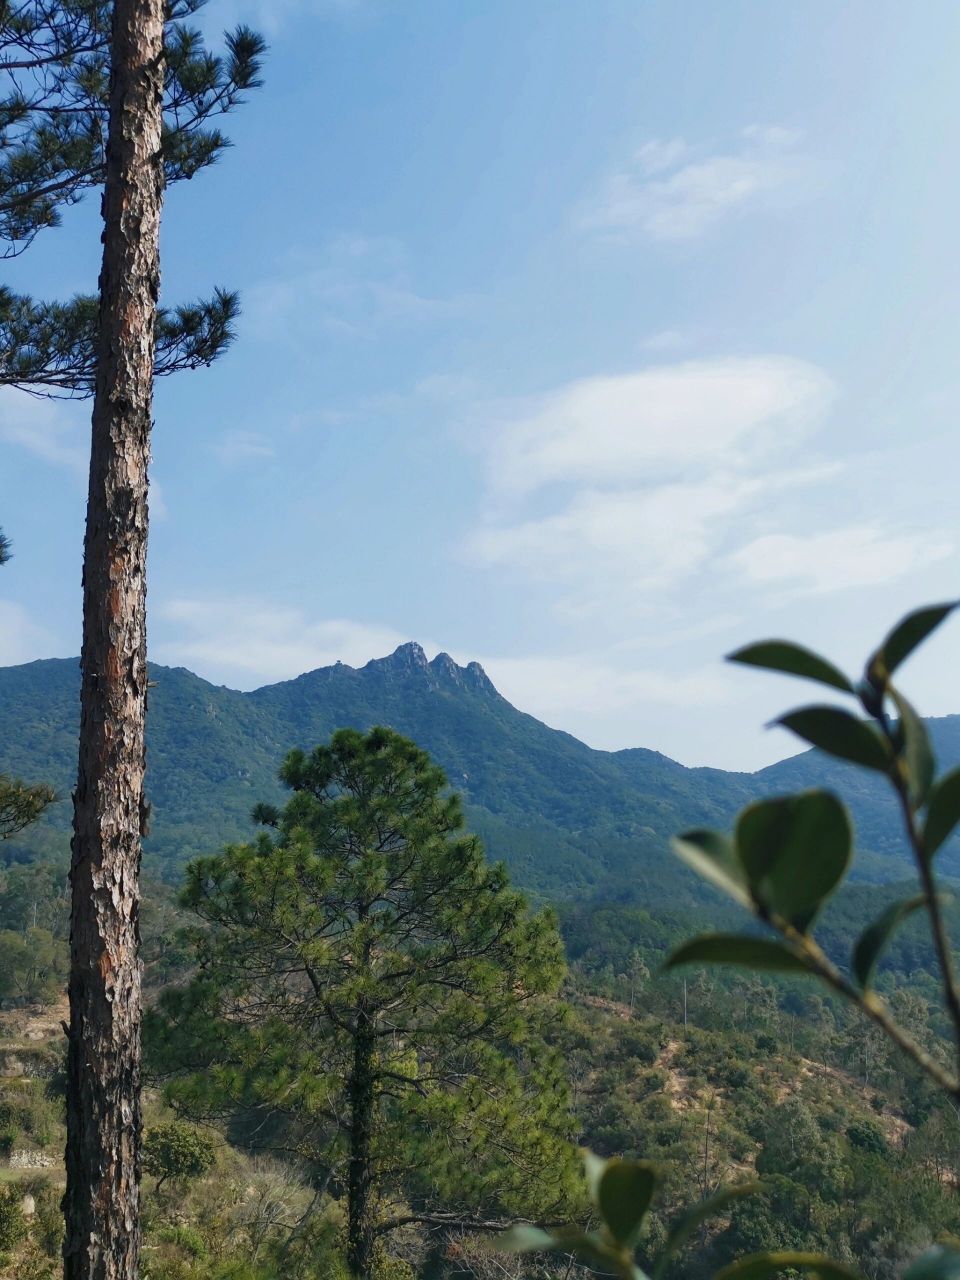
149 727 578 1279
143 1122 215 1192
0 776 55 841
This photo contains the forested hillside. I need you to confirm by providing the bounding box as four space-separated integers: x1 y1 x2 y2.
1 645 958 891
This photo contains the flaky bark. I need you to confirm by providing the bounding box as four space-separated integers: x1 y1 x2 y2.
64 3 164 1277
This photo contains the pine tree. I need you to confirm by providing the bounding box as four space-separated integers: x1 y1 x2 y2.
1 1 264 394
63 7 165 1273
0 7 263 1278
149 728 579 1280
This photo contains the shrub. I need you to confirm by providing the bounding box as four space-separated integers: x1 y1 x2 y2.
0 1184 26 1256
144 1122 216 1191
847 1120 887 1154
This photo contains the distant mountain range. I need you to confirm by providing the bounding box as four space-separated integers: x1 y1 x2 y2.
2 643 959 900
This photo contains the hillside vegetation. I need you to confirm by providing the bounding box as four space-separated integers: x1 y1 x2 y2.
2 645 959 893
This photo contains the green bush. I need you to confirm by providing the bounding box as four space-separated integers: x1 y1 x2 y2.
156 1223 208 1259
847 1120 887 1154
144 1122 216 1191
0 1184 26 1256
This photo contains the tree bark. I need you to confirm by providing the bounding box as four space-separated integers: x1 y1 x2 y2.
64 2 164 1277
347 1002 377 1279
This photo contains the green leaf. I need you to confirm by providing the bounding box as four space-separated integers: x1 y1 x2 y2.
497 1226 557 1254
776 706 892 773
735 792 852 929
905 1246 960 1280
546 1228 644 1277
889 687 936 807
665 934 813 975
924 767 960 860
671 830 750 907
852 895 927 989
597 1158 661 1247
869 602 958 685
495 1225 629 1274
583 1149 608 1204
715 1252 861 1280
655 1184 761 1275
727 641 854 694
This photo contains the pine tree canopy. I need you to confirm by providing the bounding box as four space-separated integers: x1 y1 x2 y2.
147 727 581 1244
0 1 265 395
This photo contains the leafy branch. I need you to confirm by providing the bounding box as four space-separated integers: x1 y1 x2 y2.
499 602 960 1280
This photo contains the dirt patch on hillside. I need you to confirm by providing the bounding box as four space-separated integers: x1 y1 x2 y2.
0 997 68 1048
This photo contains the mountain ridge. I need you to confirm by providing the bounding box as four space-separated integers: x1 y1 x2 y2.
2 646 958 895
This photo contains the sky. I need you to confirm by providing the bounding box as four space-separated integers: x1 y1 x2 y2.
3 0 960 770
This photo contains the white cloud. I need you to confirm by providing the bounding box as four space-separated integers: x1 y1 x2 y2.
729 526 954 595
582 125 806 242
462 353 892 619
485 356 833 495
153 597 417 688
0 387 86 472
0 600 59 666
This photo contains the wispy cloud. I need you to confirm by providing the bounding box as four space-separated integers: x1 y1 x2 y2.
581 125 807 242
728 526 954 595
247 234 460 345
470 476 758 592
200 0 373 38
481 653 730 724
153 596 417 688
0 387 86 473
0 600 59 667
212 430 276 466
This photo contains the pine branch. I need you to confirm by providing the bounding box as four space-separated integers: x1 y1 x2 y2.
0 285 239 396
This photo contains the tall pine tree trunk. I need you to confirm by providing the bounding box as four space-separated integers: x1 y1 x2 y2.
347 1002 377 1279
64 2 164 1277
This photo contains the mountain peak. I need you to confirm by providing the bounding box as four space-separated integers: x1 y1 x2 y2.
430 651 460 680
465 660 497 695
428 651 499 697
357 644 500 697
365 642 430 675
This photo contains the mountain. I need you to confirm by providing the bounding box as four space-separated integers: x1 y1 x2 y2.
1 644 958 897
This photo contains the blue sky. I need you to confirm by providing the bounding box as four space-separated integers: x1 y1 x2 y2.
3 0 960 769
